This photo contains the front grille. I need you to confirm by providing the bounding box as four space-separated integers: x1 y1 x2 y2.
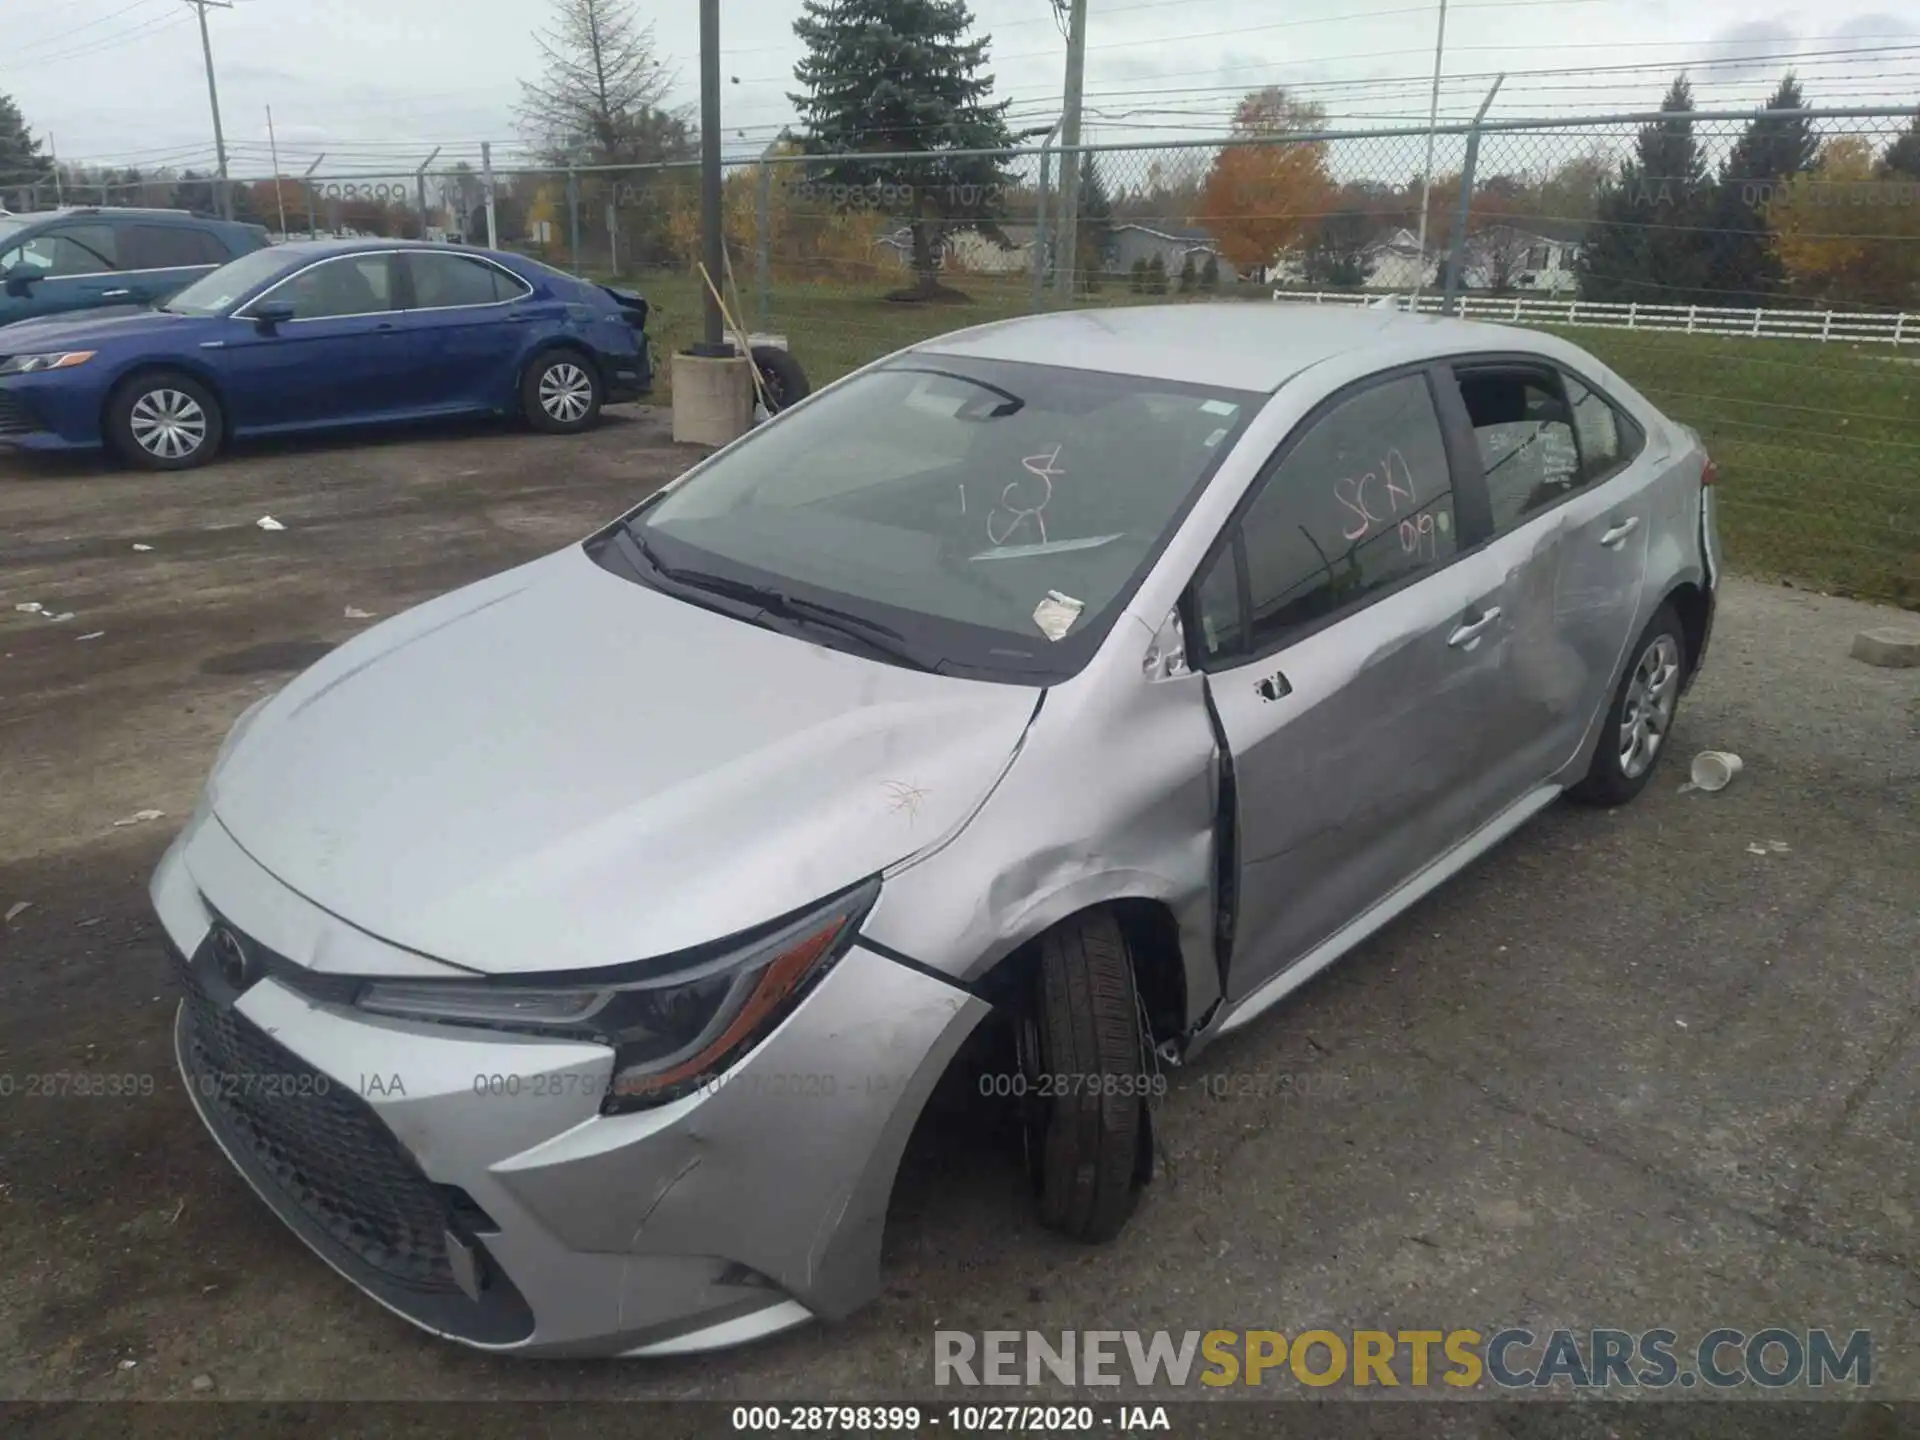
172 949 462 1294
0 390 38 437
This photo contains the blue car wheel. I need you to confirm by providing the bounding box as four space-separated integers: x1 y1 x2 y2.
521 350 603 435
109 370 224 472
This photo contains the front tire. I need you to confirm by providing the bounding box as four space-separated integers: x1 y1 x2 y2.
1019 911 1150 1242
1571 603 1688 806
108 370 222 471
522 350 602 434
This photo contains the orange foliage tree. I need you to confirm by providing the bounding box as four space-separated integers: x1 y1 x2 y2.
1770 136 1920 309
1197 87 1334 271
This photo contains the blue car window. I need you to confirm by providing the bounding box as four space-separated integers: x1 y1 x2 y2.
409 253 522 308
274 255 398 320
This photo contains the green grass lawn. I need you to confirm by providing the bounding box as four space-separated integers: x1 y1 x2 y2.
627 269 1918 606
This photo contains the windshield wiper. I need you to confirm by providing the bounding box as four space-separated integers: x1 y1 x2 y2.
618 523 941 672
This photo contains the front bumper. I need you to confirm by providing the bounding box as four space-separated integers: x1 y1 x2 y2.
0 376 105 453
154 818 988 1356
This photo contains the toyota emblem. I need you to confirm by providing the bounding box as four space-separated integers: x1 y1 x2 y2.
211 926 254 991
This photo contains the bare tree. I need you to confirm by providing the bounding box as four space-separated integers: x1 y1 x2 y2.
515 0 687 163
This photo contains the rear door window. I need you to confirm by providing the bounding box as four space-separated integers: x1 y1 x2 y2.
406 253 529 308
1454 365 1582 533
123 224 229 270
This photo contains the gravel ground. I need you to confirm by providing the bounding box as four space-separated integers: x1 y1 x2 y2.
0 413 1914 1419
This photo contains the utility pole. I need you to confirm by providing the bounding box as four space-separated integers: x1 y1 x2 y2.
266 106 287 236
697 0 727 352
49 133 64 208
1052 0 1089 302
187 0 235 220
1410 0 1450 302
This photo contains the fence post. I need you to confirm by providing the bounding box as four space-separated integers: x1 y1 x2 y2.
1896 313 1908 346
480 141 498 249
1628 302 1637 329
1686 305 1697 334
1031 134 1054 313
756 159 772 331
567 167 580 269
1751 307 1762 337
1820 311 1833 343
1442 76 1504 315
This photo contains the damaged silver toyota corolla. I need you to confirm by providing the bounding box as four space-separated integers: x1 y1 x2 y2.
154 304 1719 1356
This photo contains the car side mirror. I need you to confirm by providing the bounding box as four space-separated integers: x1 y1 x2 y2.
251 299 296 332
5 263 40 298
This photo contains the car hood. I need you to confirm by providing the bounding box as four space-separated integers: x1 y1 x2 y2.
0 308 202 348
208 545 1041 975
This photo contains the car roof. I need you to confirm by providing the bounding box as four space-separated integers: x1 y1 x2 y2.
913 303 1551 394
265 238 517 262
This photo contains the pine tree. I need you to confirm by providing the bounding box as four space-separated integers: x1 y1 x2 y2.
790 0 1013 299
1884 111 1920 180
0 93 53 205
1705 72 1819 304
1579 75 1711 305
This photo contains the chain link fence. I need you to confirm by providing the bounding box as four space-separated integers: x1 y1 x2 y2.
14 107 1914 602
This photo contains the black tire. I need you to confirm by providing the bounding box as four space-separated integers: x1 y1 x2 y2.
1570 603 1689 806
107 369 223 471
521 349 603 434
1019 910 1149 1242
750 344 810 414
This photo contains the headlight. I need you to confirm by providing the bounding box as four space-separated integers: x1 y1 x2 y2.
354 879 878 1112
0 350 96 375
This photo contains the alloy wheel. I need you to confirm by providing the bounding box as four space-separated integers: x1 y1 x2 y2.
129 389 208 461
1619 633 1682 779
538 363 593 424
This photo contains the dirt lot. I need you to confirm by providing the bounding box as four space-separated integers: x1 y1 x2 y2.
1 413 1916 1413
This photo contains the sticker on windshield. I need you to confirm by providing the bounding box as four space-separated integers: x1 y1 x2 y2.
1200 399 1239 416
1032 590 1085 643
1203 427 1229 448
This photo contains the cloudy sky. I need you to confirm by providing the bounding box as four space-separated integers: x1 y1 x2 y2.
7 0 1918 180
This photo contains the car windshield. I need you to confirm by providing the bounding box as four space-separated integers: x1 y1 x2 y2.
164 248 294 315
626 355 1259 682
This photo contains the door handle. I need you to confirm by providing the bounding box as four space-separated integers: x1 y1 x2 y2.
102 289 133 300
1447 606 1502 648
1599 516 1641 548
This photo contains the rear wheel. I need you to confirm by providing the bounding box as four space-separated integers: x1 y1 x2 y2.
1017 910 1151 1242
109 371 222 471
1571 604 1688 806
522 350 603 433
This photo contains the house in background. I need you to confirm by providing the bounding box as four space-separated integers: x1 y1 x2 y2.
1270 220 1586 295
1107 223 1237 282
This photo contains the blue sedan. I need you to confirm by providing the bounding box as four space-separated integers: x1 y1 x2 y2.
0 240 653 470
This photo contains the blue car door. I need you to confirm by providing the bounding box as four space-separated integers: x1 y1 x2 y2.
0 223 128 326
210 253 417 432
396 251 541 411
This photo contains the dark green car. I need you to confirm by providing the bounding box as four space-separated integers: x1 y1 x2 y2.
0 206 269 329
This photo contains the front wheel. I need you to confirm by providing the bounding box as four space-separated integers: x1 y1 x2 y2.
1018 910 1151 1242
1571 604 1688 806
522 351 603 434
108 371 223 471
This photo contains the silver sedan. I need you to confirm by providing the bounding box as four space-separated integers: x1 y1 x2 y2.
153 304 1719 1355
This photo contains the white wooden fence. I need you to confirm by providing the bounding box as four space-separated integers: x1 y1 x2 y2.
1270 290 1916 346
